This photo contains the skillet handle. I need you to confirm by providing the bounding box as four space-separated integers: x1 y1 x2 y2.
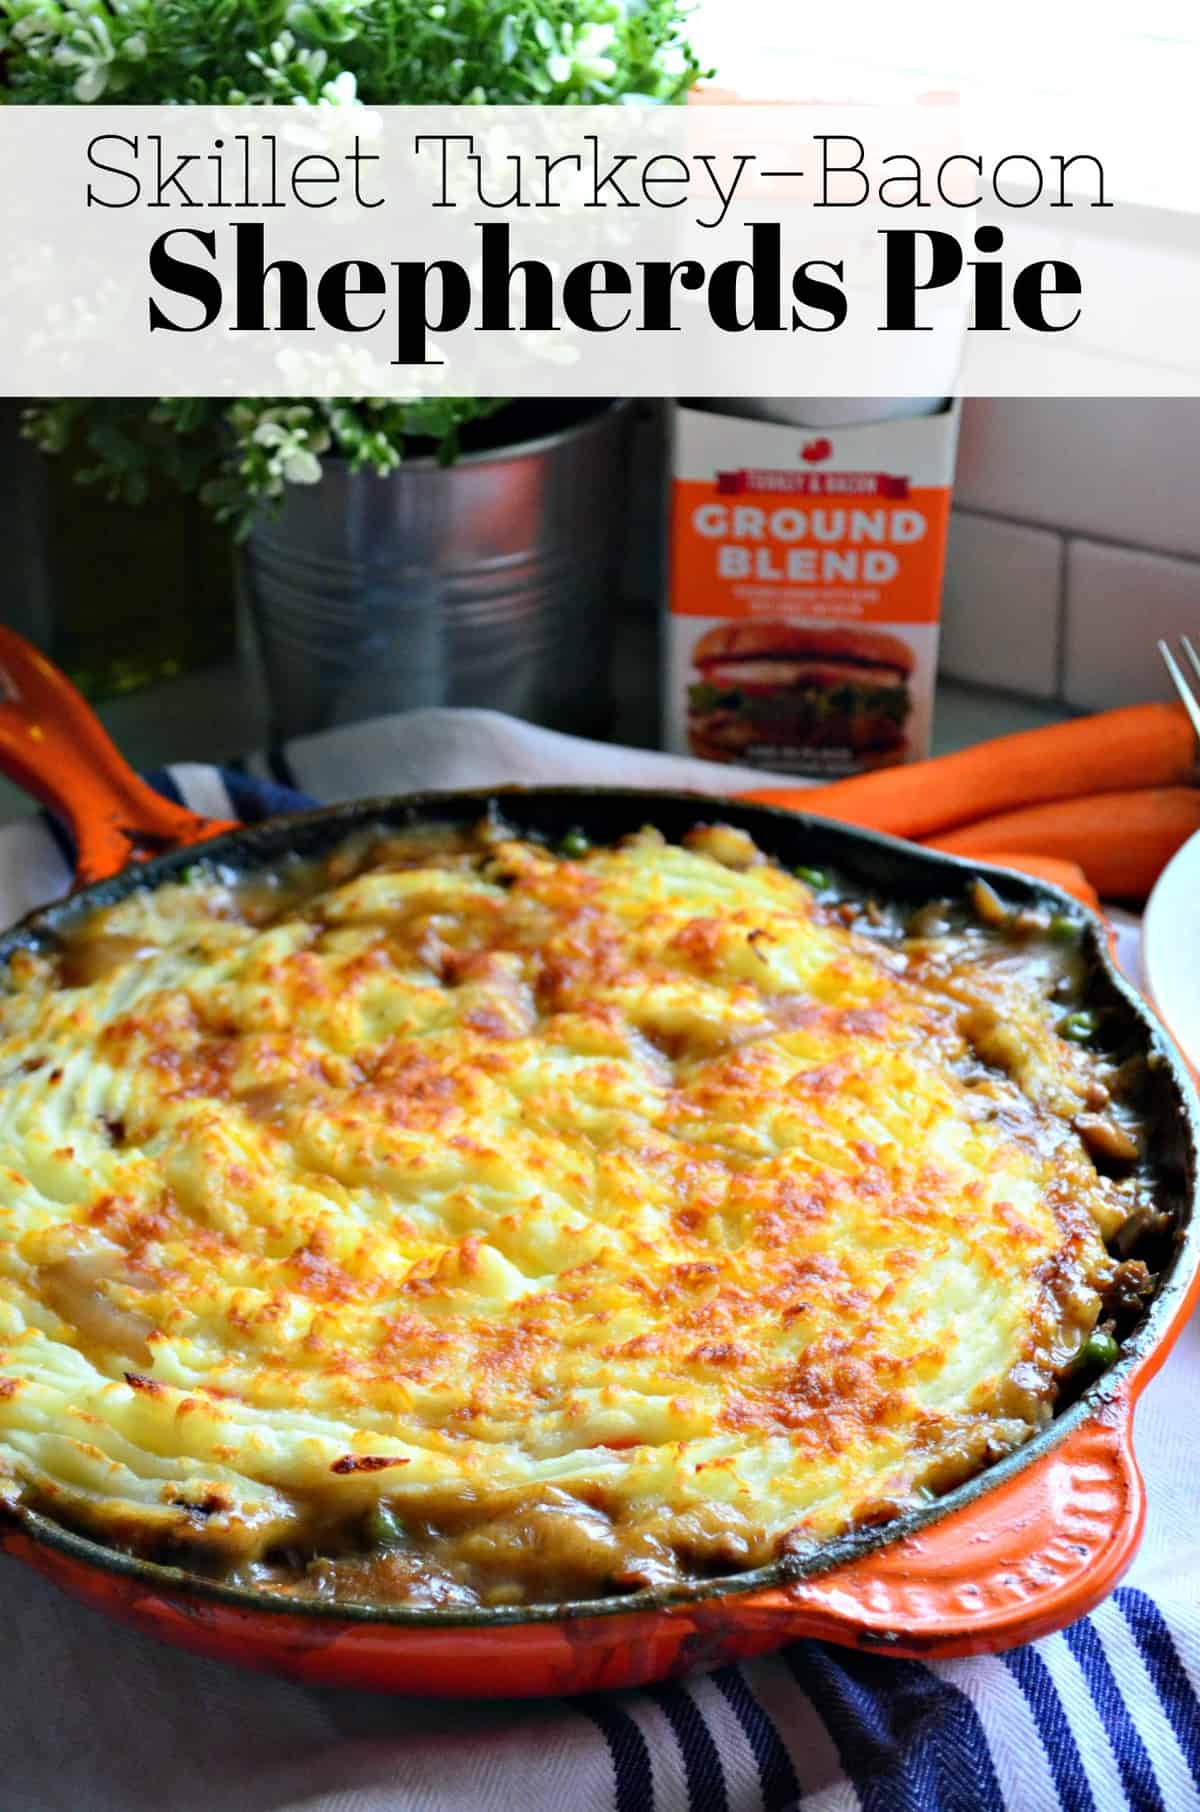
0 628 236 887
729 1393 1143 1659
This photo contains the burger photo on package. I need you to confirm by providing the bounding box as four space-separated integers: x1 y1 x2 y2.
686 625 914 771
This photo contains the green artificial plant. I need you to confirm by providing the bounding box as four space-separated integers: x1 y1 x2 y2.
2 0 706 529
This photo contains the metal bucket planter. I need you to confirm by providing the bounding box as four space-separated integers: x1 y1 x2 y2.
239 400 632 745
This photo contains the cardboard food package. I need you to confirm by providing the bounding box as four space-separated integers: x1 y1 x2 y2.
664 400 961 778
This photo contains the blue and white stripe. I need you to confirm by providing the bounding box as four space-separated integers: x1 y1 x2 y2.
569 1598 1200 1812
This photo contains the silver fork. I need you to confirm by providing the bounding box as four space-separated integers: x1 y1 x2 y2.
1158 636 1200 740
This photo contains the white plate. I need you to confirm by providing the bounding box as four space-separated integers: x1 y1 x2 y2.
1143 828 1200 1072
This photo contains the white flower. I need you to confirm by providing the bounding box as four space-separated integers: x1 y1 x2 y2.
13 14 58 45
576 23 615 56
544 20 618 87
72 64 106 99
252 420 290 449
280 447 323 485
53 12 118 100
246 408 333 491
318 69 358 105
289 66 361 113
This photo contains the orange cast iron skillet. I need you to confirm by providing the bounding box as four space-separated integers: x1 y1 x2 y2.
0 625 1196 1698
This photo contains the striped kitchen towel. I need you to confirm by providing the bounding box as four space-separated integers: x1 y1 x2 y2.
0 729 1197 1812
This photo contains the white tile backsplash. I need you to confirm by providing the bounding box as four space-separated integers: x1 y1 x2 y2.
956 399 1200 563
939 511 1062 697
1063 538 1200 710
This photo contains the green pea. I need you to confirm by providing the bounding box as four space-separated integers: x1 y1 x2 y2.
794 865 829 891
1049 914 1083 944
1059 1009 1100 1043
1087 1330 1120 1369
181 863 204 885
1070 1329 1120 1375
559 830 590 860
365 1503 405 1549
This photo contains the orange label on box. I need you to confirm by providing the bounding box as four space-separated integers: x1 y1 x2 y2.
669 478 951 625
663 403 960 779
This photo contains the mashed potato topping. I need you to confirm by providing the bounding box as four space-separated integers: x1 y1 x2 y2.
0 820 1139 1606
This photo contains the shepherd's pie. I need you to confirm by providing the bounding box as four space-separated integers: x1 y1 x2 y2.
0 819 1154 1605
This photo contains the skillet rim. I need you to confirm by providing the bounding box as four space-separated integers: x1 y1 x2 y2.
2 784 1197 1630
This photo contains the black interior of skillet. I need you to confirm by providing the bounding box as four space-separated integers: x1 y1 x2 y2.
4 787 1199 1627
